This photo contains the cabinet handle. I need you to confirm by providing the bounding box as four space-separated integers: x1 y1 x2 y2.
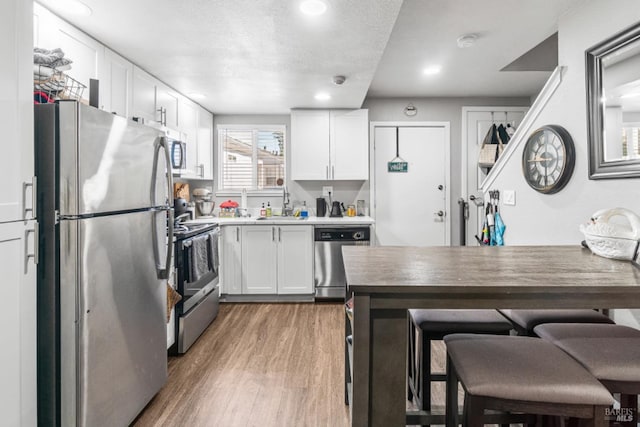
199 164 204 177
326 166 329 180
24 225 38 274
332 165 335 180
236 227 240 242
272 227 275 241
278 227 281 242
22 177 36 221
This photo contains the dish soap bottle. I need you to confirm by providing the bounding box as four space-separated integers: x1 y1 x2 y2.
301 201 308 218
266 202 272 217
260 203 266 217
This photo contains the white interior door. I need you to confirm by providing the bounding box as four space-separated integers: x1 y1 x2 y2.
374 126 448 246
463 108 527 245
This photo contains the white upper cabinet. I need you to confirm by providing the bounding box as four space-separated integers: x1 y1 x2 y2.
156 83 179 130
179 98 199 176
291 109 369 181
197 107 214 180
33 4 103 95
291 110 331 180
102 48 132 117
331 109 369 180
131 66 158 123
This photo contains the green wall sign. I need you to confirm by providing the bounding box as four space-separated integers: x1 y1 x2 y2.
388 161 408 173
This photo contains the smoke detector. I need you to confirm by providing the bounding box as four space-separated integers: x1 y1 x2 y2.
457 34 478 48
332 75 346 85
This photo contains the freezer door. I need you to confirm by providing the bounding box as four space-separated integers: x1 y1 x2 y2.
57 101 171 216
60 210 168 427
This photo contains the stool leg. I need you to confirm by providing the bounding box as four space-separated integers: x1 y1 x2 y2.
446 354 459 427
464 395 485 427
421 334 431 411
407 316 414 402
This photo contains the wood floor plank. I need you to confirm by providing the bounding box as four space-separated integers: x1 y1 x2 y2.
133 303 350 427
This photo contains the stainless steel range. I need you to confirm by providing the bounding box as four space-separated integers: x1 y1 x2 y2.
172 223 220 353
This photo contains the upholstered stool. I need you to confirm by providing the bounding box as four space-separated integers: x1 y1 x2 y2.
535 323 640 420
407 310 513 414
444 334 614 427
498 309 613 336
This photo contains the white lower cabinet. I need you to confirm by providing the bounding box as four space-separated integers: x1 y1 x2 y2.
221 224 313 296
277 226 314 294
0 220 37 427
220 225 243 295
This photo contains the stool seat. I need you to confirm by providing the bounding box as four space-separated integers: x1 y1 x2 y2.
409 309 513 336
534 323 640 392
498 309 613 336
444 334 614 406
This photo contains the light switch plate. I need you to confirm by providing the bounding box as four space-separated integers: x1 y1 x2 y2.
322 186 333 197
503 190 516 206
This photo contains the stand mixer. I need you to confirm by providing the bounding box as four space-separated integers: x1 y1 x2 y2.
192 188 215 217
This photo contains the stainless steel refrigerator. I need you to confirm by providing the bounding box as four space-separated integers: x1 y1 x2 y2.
35 101 174 427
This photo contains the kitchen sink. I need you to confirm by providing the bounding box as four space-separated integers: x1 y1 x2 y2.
256 216 307 221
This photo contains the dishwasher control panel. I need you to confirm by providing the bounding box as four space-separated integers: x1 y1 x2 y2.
314 227 370 242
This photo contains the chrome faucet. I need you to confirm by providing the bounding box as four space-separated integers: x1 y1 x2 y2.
282 185 292 216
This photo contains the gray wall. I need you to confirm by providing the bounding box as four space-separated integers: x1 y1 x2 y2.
363 96 531 245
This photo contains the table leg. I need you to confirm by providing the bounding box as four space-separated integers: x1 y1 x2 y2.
352 295 407 427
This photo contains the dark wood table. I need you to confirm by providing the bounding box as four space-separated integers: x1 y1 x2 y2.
343 245 640 427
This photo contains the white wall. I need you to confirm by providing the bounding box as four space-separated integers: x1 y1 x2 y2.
489 0 640 245
487 0 640 326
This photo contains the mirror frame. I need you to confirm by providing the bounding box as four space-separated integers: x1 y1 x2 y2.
586 21 640 179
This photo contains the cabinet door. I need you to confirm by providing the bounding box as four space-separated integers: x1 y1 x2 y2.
0 221 37 427
132 66 157 123
102 48 132 117
197 107 213 180
220 226 243 295
157 84 179 130
277 226 313 294
35 8 103 97
291 110 331 180
180 99 199 176
2 0 34 223
242 226 277 294
331 109 369 180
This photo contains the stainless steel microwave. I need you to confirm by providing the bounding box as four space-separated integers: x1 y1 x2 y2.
169 139 186 170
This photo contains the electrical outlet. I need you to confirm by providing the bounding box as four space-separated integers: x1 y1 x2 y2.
322 186 333 197
503 190 516 206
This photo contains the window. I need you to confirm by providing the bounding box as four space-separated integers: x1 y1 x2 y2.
218 125 286 191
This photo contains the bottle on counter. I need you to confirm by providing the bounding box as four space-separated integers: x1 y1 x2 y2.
266 202 272 217
260 203 266 217
301 201 308 218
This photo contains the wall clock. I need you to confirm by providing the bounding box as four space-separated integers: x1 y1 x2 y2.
521 125 575 194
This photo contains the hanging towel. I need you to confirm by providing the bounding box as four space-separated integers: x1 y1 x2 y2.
188 234 210 282
495 212 506 246
207 228 220 275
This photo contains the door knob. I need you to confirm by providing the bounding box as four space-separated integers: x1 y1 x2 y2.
438 184 444 191
437 210 445 217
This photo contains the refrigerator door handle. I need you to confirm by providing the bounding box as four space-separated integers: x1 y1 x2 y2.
152 136 174 280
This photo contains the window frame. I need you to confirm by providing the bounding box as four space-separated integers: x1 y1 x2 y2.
216 124 287 196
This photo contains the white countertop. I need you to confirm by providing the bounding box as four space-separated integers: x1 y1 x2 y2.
183 215 375 226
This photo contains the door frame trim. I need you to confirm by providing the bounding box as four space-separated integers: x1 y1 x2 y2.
370 121 451 246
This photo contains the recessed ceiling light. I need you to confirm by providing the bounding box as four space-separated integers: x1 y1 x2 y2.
187 92 206 100
300 0 327 16
314 92 331 101
423 66 442 76
59 0 92 16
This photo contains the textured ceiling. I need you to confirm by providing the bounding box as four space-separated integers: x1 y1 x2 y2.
367 0 582 98
36 0 583 114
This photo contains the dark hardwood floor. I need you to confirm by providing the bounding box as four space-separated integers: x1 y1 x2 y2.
133 303 351 427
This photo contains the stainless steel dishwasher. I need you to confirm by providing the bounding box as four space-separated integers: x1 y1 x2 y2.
314 226 370 300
